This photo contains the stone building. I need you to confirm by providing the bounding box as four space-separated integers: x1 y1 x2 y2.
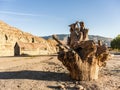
14 41 54 56
0 20 57 56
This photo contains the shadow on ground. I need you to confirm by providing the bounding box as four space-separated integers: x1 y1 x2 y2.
114 53 120 55
0 70 71 81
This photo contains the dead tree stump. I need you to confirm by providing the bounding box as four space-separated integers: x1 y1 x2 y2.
57 40 109 81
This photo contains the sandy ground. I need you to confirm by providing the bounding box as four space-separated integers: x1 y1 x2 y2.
0 55 119 90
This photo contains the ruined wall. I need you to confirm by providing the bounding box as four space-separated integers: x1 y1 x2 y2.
0 20 57 56
0 43 14 56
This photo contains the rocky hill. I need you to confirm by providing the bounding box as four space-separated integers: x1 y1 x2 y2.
0 20 57 56
43 34 112 47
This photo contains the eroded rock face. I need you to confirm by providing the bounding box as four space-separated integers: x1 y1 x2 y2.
0 20 57 56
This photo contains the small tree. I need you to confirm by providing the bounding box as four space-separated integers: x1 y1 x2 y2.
111 34 120 50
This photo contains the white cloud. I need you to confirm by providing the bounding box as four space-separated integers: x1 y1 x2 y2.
0 0 16 2
0 11 43 17
0 10 64 22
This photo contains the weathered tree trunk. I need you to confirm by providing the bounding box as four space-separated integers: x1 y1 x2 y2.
57 40 109 81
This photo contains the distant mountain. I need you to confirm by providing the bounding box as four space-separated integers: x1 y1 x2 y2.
42 34 68 40
42 34 113 47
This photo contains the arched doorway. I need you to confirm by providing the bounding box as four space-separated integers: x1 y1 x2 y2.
14 42 20 56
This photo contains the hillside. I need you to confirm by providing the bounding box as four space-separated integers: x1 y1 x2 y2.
0 20 57 56
42 34 112 47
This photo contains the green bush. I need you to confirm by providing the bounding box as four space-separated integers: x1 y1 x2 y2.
111 34 120 50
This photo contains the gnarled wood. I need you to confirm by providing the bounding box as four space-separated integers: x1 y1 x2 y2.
53 21 109 81
56 39 109 81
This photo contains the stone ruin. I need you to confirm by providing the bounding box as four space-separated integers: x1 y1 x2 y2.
0 20 57 56
53 21 110 81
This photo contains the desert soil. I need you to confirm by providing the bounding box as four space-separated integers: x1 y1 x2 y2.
0 55 119 90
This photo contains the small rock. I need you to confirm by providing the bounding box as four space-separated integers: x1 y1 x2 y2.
58 84 65 90
75 85 84 90
69 84 75 88
17 85 20 88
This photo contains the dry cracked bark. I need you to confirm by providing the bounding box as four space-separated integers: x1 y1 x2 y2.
53 34 109 81
57 40 109 81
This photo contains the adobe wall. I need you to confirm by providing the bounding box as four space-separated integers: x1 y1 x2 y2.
0 44 14 56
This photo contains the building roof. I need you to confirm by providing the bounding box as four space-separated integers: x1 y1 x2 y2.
15 41 47 50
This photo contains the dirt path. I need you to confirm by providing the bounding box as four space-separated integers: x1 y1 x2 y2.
0 55 119 90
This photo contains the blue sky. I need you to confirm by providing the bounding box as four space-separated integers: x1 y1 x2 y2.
0 0 120 38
